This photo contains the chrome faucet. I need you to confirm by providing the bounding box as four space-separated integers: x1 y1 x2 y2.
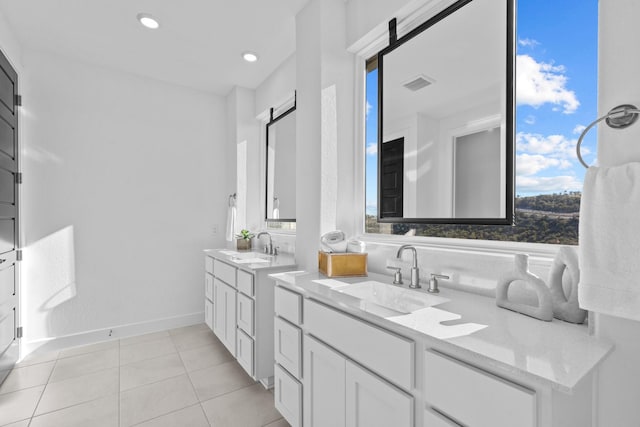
257 231 273 255
396 245 420 289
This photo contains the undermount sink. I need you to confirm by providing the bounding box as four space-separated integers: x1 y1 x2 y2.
335 281 450 315
228 252 272 264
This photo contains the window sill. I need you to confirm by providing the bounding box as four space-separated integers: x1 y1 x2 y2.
358 232 572 261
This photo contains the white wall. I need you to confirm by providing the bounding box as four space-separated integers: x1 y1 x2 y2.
0 10 22 73
227 87 261 242
255 54 297 119
595 0 640 425
20 50 227 343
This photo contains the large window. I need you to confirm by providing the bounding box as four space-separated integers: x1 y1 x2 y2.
365 0 597 245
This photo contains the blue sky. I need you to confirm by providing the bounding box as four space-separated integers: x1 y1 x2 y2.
366 0 598 213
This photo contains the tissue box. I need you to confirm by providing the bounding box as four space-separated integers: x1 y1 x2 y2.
318 251 368 277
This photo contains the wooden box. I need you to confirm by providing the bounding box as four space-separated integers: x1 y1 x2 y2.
318 251 368 277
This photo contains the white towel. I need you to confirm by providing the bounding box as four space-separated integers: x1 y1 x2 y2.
225 205 236 242
578 163 640 321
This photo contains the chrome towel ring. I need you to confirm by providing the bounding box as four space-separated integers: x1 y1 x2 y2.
576 104 640 168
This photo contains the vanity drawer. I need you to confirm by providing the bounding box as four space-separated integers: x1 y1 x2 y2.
205 273 214 301
424 350 536 427
236 292 255 336
274 363 302 427
237 269 254 296
274 316 302 379
304 299 414 391
205 256 214 274
214 259 236 287
275 286 302 325
204 299 213 331
236 328 254 377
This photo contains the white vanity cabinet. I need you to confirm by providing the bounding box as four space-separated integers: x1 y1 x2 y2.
304 299 415 427
272 287 415 427
270 272 606 427
204 251 296 387
303 335 414 427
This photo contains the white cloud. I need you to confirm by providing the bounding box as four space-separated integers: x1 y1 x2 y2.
516 175 583 193
524 115 536 125
573 124 586 134
515 132 587 193
365 101 372 119
516 54 580 114
516 154 561 176
518 38 540 48
366 142 377 155
516 132 587 159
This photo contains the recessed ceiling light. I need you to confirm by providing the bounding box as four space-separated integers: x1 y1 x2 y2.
137 13 160 30
242 52 259 63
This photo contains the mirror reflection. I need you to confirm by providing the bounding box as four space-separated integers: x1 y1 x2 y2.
379 0 514 224
266 106 296 222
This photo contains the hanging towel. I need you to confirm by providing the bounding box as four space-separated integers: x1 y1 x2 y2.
225 205 236 242
578 163 640 321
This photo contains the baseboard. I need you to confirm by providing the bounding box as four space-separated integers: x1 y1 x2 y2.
21 311 204 358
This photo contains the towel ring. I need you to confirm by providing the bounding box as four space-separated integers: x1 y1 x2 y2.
228 193 237 207
576 104 640 168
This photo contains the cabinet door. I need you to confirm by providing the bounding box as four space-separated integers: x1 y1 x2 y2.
236 328 254 377
213 279 237 356
205 273 214 301
275 364 302 427
304 335 346 427
205 299 213 331
236 292 255 336
345 360 413 427
222 283 237 356
274 317 302 379
213 279 224 338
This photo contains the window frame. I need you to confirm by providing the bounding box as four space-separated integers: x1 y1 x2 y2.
351 1 572 260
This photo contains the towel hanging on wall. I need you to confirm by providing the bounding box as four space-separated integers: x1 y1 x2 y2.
578 163 640 321
226 194 236 242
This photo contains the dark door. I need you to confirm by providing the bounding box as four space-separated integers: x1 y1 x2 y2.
380 137 404 218
0 48 19 383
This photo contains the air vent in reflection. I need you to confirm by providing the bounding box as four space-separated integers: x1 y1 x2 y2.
402 74 435 92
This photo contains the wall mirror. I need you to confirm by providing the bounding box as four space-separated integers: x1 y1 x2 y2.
378 0 514 224
265 98 296 222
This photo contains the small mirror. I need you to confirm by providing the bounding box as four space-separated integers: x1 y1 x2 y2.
266 102 296 222
378 0 514 224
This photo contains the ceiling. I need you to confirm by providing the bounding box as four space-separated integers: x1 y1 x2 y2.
0 0 308 95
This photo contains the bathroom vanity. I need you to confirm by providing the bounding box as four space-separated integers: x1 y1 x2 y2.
203 249 296 387
270 271 613 427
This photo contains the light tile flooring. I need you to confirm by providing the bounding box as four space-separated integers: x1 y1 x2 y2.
0 323 290 427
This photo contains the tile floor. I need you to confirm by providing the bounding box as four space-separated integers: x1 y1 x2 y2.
0 323 290 427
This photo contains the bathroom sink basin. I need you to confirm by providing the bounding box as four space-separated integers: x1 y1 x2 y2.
228 252 272 264
335 281 450 314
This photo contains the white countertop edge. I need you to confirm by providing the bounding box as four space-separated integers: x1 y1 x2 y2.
204 248 296 272
269 270 614 393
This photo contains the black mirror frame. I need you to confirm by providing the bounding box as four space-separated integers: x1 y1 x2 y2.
265 98 297 223
377 0 515 225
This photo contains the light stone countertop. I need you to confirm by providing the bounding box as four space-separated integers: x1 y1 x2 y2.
269 270 614 393
204 248 297 273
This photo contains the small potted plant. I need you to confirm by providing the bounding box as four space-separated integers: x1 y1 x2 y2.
235 229 254 251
